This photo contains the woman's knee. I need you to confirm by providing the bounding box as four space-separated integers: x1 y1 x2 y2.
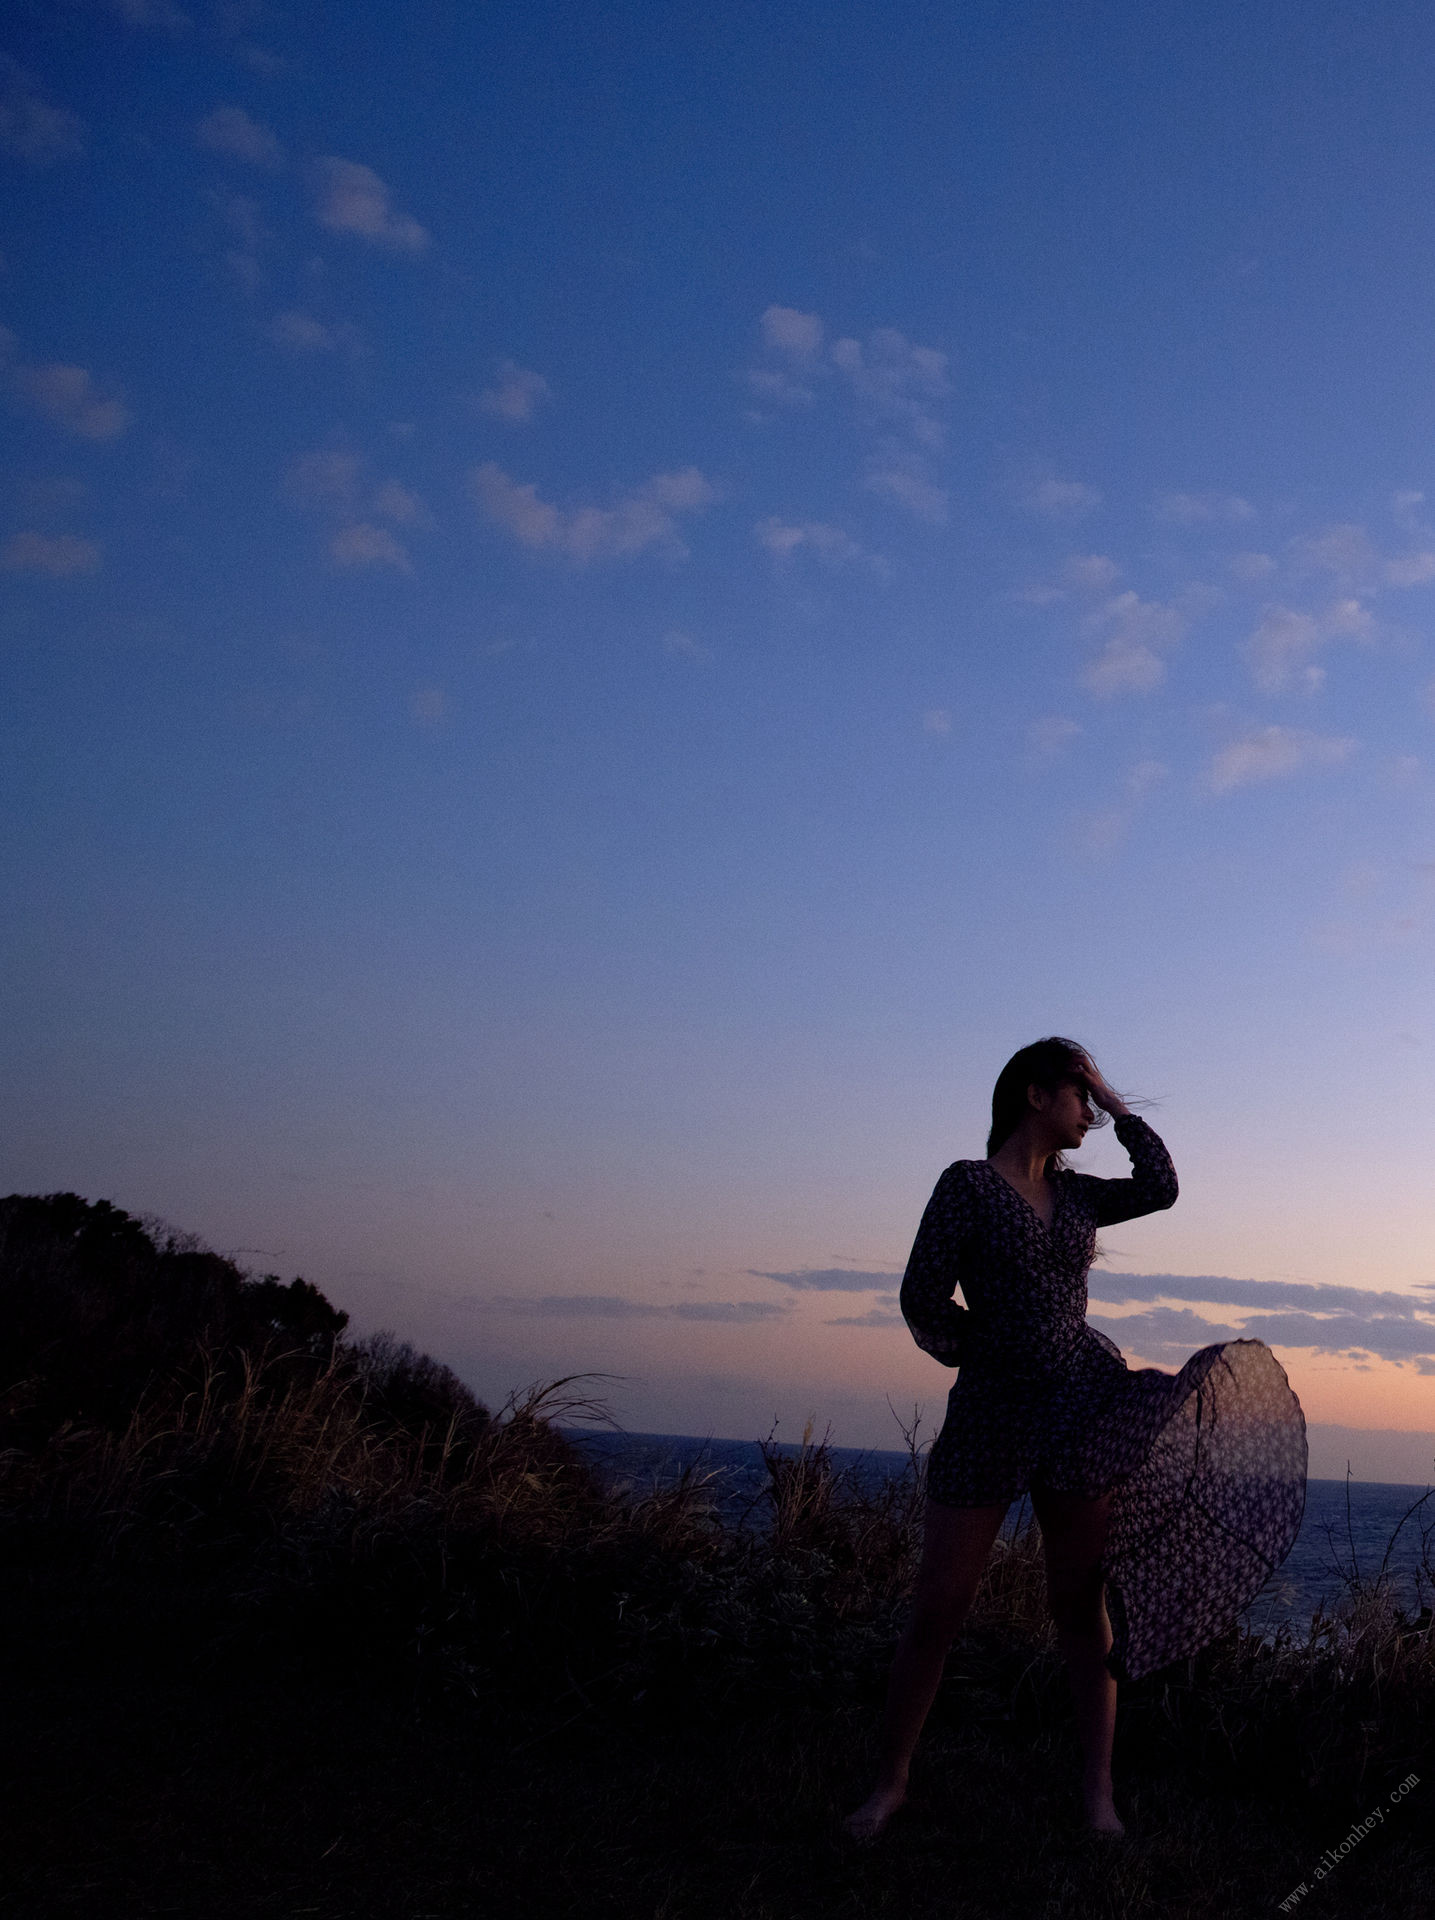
907 1580 977 1647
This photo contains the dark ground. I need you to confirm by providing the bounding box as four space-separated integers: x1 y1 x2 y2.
4 1572 1429 1920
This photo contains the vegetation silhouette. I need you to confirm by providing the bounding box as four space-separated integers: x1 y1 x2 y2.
0 1192 1430 1919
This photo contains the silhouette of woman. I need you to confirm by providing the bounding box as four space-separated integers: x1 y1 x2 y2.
845 1038 1306 1840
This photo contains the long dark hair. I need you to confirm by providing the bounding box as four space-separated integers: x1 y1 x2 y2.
986 1035 1103 1167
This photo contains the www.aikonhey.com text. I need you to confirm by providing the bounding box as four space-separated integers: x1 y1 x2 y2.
1277 1772 1420 1910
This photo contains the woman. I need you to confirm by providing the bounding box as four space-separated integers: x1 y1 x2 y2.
845 1037 1306 1841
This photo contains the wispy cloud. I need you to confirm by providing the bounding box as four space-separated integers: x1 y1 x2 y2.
0 530 101 575
761 304 824 358
479 360 552 423
1026 714 1083 761
270 310 363 356
748 1267 901 1292
329 523 410 571
6 349 131 441
829 327 950 447
311 157 429 252
372 480 428 526
473 463 715 563
196 105 283 170
1026 474 1103 519
825 1306 905 1328
1244 599 1372 694
1208 724 1357 794
754 517 874 566
743 308 950 520
1285 521 1435 592
285 450 425 569
745 305 826 406
1087 1268 1435 1368
1229 551 1277 584
1081 591 1186 696
662 629 713 663
865 457 948 525
1154 491 1255 525
492 1293 790 1323
0 56 85 166
101 0 191 31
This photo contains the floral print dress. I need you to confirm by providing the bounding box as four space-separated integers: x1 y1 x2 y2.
899 1114 1308 1681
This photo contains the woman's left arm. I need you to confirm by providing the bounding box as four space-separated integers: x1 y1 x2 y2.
1087 1113 1179 1225
1076 1063 1178 1225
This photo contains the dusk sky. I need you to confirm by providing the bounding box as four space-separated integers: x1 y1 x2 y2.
6 1 1435 1482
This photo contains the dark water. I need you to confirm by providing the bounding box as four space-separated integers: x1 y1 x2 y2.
563 1427 1435 1634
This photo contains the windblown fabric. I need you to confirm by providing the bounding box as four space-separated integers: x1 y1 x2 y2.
900 1114 1307 1681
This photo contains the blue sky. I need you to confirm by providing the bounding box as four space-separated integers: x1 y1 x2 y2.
5 0 1435 1480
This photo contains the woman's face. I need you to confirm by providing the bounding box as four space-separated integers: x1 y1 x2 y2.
1034 1073 1095 1150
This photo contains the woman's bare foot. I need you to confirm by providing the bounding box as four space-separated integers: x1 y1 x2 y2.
843 1781 907 1842
1083 1791 1126 1837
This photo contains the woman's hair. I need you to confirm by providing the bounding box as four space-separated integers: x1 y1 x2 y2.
986 1035 1102 1165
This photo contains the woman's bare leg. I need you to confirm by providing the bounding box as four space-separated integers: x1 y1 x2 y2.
1030 1485 1122 1834
843 1498 1008 1840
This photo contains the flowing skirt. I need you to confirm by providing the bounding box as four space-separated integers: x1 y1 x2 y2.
1100 1337 1308 1681
924 1330 1307 1681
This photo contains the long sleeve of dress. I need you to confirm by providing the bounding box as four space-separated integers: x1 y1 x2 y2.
899 1164 973 1367
1073 1113 1179 1225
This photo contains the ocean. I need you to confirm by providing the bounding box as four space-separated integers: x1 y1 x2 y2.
563 1427 1435 1635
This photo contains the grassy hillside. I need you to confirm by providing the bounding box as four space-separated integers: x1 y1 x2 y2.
0 1193 1430 1919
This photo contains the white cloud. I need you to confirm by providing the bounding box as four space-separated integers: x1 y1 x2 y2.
285 450 366 508
1027 714 1082 759
0 530 100 575
286 453 426 552
0 57 84 166
922 708 952 734
744 309 949 462
10 360 131 440
662 628 712 662
829 327 949 447
196 105 283 169
864 460 948 524
754 517 872 565
1288 522 1378 581
1244 598 1373 694
479 360 552 423
760 305 824 358
1209 725 1357 794
1229 550 1276 584
270 310 362 355
1074 808 1128 856
1007 583 1066 608
1384 550 1435 587
1028 475 1103 519
1155 491 1255 524
1126 757 1168 796
1061 553 1120 592
102 0 191 28
1393 489 1426 530
473 463 715 562
1080 591 1186 696
311 157 428 253
372 480 427 526
1277 519 1435 592
235 42 286 76
742 306 828 406
329 522 410 571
